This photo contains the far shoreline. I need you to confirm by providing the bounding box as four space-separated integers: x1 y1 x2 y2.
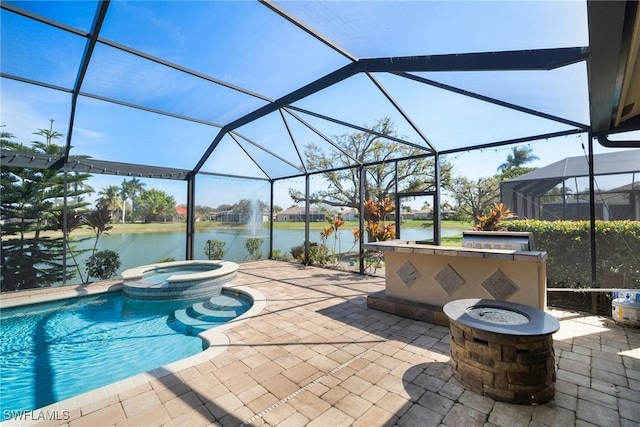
6 219 472 239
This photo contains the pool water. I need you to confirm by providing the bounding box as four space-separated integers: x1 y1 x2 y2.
0 291 246 414
142 264 219 283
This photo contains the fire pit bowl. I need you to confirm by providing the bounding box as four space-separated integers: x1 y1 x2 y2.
443 299 560 405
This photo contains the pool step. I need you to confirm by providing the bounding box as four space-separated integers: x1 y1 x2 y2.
169 309 224 335
168 293 251 336
188 303 238 322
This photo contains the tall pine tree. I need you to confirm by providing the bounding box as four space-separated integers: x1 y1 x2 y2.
1 126 92 291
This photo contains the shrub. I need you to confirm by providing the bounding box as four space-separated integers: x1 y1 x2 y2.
289 242 330 265
155 257 175 263
475 203 512 231
204 239 226 260
505 220 640 288
309 243 330 265
245 237 264 260
86 250 121 281
290 244 304 261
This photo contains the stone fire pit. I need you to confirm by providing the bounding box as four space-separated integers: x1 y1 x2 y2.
443 299 560 405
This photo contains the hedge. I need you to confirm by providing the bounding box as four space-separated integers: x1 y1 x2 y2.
504 220 640 288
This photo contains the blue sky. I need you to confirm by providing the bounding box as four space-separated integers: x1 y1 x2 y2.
1 0 637 210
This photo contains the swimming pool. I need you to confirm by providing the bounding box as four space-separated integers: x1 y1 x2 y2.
0 290 251 414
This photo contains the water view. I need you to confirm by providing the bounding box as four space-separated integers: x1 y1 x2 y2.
68 227 462 278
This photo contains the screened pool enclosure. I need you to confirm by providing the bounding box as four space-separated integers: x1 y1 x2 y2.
1 1 639 299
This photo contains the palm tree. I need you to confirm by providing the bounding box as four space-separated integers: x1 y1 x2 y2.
120 178 146 223
497 146 539 172
33 118 63 146
97 185 121 220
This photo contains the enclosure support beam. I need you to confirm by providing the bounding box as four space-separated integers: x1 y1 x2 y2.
64 0 110 160
359 47 588 72
588 133 598 313
305 175 311 265
359 165 365 275
186 173 196 260
434 153 442 245
269 180 274 259
63 172 68 284
394 162 400 239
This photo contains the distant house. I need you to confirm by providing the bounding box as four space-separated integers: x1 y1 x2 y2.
211 210 244 223
441 209 457 220
275 206 326 222
386 211 415 220
340 208 359 221
174 206 187 221
413 208 433 220
210 210 269 223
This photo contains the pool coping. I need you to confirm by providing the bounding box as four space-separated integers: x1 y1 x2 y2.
0 280 125 309
0 282 266 427
121 259 238 283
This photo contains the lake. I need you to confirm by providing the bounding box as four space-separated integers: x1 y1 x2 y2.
66 227 462 281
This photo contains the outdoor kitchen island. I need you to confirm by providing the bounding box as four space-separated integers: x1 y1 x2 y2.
364 239 548 326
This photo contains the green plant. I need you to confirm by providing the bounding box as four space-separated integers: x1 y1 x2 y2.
245 237 264 260
54 209 91 283
155 257 175 263
86 250 121 280
474 202 512 231
505 220 640 288
204 239 226 260
84 205 114 250
289 242 330 265
364 198 396 242
271 249 282 260
308 242 330 265
290 244 304 261
1 129 92 291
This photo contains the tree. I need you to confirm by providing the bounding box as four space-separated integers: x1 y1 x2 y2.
34 119 64 147
120 178 146 223
97 185 121 220
54 208 91 283
84 205 114 252
289 117 452 210
215 203 234 212
136 188 176 223
234 199 267 216
194 205 212 222
447 176 501 226
497 146 539 172
1 127 92 291
498 165 537 181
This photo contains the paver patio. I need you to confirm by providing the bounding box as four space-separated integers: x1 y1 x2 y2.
6 260 640 427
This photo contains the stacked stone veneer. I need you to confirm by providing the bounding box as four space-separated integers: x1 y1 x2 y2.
448 318 556 405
